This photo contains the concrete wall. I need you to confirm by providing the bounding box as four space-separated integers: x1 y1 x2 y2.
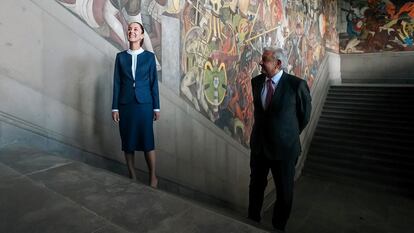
340 51 414 84
295 52 339 178
0 0 119 157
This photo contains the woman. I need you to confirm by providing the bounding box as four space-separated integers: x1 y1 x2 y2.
111 22 160 188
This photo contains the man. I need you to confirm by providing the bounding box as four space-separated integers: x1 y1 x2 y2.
248 47 312 232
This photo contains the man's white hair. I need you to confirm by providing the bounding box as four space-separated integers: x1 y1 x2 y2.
263 47 288 71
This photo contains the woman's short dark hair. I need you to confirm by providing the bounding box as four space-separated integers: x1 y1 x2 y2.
128 21 144 47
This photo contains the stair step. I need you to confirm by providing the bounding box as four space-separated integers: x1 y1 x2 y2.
330 86 414 92
324 100 414 111
306 153 414 177
329 87 414 93
327 90 414 100
309 143 414 162
317 118 413 135
327 92 414 98
322 104 414 115
321 109 414 125
303 166 414 197
325 96 414 104
307 147 414 168
314 124 412 144
341 78 414 84
327 92 414 99
320 109 411 122
314 130 412 147
311 135 413 154
304 160 414 187
320 111 412 126
319 115 414 130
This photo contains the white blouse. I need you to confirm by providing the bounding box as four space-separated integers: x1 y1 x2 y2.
127 48 144 80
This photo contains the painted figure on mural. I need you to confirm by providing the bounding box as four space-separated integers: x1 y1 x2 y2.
58 0 337 149
111 22 160 188
248 47 311 232
57 0 162 69
179 0 334 147
323 0 340 51
340 0 414 53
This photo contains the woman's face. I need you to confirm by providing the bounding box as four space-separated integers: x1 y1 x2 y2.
127 23 144 43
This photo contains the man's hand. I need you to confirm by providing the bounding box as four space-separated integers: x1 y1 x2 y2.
153 111 160 121
112 111 120 123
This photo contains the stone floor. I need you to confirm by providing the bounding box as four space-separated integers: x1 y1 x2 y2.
1 144 413 233
0 145 265 233
262 175 414 233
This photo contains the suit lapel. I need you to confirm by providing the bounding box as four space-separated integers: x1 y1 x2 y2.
135 52 150 81
135 52 143 80
122 51 134 81
255 75 266 110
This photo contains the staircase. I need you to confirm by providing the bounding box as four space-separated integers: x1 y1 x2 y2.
304 85 414 197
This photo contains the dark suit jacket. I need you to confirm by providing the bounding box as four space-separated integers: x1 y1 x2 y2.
112 50 160 110
249 72 312 161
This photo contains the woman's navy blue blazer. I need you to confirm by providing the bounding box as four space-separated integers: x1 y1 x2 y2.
111 50 160 110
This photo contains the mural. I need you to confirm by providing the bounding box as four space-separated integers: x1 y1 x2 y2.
57 0 339 147
56 0 167 73
339 0 414 53
180 0 338 146
325 0 340 51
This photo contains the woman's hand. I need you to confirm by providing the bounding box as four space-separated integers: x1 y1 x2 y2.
153 111 160 121
112 111 120 123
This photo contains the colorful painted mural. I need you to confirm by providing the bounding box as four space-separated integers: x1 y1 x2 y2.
339 0 414 53
58 0 339 147
180 0 338 146
56 0 164 73
324 0 340 51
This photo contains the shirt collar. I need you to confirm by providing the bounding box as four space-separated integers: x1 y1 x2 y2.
127 48 144 55
266 69 283 84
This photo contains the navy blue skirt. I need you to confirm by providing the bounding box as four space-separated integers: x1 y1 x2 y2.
119 101 154 153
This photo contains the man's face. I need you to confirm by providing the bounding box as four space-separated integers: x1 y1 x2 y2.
260 51 279 76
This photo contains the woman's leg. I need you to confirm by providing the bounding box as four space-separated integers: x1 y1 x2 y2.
144 150 158 188
124 152 137 180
